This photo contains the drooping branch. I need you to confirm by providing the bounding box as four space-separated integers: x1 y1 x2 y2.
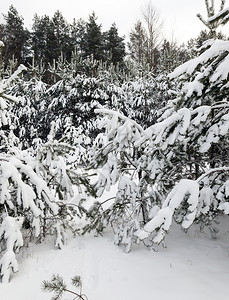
196 166 229 183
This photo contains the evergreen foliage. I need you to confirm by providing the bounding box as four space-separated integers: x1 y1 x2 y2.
197 0 229 37
84 2 229 250
104 23 126 66
0 4 194 81
0 7 127 84
84 12 104 61
128 20 147 67
42 274 88 300
158 40 190 73
0 6 30 65
81 75 177 251
31 14 55 67
70 18 87 56
136 5 229 244
0 46 93 283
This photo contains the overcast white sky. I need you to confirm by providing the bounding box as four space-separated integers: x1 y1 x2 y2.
0 0 228 44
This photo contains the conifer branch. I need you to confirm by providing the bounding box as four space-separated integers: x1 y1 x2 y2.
42 274 88 300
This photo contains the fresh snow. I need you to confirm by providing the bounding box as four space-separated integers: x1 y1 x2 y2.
1 221 229 300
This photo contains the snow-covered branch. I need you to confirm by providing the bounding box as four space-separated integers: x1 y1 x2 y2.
1 65 27 91
207 6 229 25
197 1 229 33
197 166 229 182
136 179 199 242
136 166 229 244
95 108 145 134
0 217 23 283
169 40 229 82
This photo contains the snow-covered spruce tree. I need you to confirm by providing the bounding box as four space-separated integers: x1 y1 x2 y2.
0 64 60 283
120 73 178 128
0 49 92 282
83 100 175 252
39 55 116 144
136 2 229 244
76 73 178 252
28 48 177 151
6 74 48 148
0 53 53 150
0 63 47 283
83 109 151 252
84 98 185 252
85 2 229 251
5 55 93 149
23 121 94 247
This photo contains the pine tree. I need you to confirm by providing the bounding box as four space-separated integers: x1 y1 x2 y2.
70 18 87 56
0 44 93 282
136 1 229 244
31 14 55 67
82 73 177 251
103 23 126 66
52 11 72 61
31 13 60 76
6 73 48 147
85 1 229 250
1 5 30 66
84 12 104 61
158 40 190 74
128 21 147 67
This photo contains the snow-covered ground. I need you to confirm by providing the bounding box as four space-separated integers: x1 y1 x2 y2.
1 217 229 300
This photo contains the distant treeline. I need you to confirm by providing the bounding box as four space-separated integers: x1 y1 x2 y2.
0 5 226 83
0 6 126 69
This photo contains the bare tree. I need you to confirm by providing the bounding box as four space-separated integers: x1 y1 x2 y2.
141 2 163 68
128 2 163 70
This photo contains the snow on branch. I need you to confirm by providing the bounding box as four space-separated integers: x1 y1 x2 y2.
142 108 191 150
207 6 229 25
197 1 229 32
0 157 59 216
95 107 145 134
96 153 118 196
136 166 229 244
0 64 27 127
136 179 199 242
169 39 229 100
94 109 145 189
0 217 23 283
196 166 229 182
199 112 229 152
1 65 27 91
135 105 218 151
169 40 229 80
